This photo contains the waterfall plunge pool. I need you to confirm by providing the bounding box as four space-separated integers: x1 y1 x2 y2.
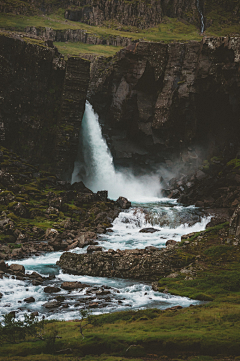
0 103 210 320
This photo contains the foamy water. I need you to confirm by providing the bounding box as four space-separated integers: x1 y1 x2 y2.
0 104 209 320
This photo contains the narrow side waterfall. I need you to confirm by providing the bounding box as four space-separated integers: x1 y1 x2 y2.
196 0 205 33
72 102 162 201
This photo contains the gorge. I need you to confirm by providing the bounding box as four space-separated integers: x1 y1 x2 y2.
0 0 240 358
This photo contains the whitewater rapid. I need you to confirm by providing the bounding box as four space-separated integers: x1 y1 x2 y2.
0 199 210 321
0 103 211 321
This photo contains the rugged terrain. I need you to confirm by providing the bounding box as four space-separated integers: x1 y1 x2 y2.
88 36 240 170
0 1 240 360
2 220 240 359
0 146 129 260
0 31 89 179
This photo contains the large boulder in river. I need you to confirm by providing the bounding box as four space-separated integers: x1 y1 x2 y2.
61 281 89 290
87 245 103 253
116 197 131 209
44 286 61 293
9 264 25 274
57 247 184 281
139 227 159 233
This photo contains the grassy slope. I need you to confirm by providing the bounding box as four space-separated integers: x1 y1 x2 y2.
0 3 239 57
1 223 240 359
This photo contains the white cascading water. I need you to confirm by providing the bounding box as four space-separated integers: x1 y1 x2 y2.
71 102 161 202
0 103 212 321
196 0 205 33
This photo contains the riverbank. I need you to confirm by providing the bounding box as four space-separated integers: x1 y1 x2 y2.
0 146 128 261
1 222 240 359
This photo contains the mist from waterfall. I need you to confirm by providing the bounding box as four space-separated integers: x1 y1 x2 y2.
196 0 205 33
71 102 162 201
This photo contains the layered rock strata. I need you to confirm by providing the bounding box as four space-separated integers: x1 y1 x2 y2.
64 0 200 29
88 37 240 169
25 26 136 47
0 32 90 179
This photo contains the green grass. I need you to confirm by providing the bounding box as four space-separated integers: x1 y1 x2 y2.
0 13 202 41
1 8 239 58
1 222 240 359
54 42 123 57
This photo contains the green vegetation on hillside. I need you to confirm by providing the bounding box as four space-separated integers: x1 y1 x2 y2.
0 1 239 58
54 42 123 57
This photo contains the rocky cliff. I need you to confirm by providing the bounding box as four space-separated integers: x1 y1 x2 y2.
88 37 240 170
25 26 135 47
0 32 90 179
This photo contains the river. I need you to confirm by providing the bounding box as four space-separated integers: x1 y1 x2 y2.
0 103 210 321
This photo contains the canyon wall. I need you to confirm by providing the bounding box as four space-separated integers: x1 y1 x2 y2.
88 37 240 169
0 32 90 179
24 26 135 47
64 0 199 29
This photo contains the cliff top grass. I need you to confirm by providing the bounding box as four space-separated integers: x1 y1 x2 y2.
0 4 239 57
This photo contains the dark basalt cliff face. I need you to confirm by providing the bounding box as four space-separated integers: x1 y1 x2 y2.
0 32 90 179
88 37 240 170
64 0 199 29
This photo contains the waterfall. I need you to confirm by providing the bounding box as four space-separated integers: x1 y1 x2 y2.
71 102 162 201
196 0 205 33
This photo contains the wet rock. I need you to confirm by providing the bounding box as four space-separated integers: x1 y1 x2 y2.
0 293 3 298
145 246 159 251
87 245 103 253
0 260 7 272
66 240 78 251
44 286 61 293
57 246 186 281
139 227 159 233
9 264 25 274
116 196 131 209
43 300 61 308
181 233 194 240
97 190 108 201
165 305 183 311
76 232 98 248
206 216 228 228
28 271 43 280
31 311 39 317
24 296 35 303
61 281 89 290
88 302 99 308
166 240 177 246
32 279 43 286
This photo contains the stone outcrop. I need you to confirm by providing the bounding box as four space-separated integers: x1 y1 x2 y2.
64 0 200 29
162 156 240 218
0 32 90 179
0 146 129 260
57 245 184 281
25 26 136 48
88 37 240 169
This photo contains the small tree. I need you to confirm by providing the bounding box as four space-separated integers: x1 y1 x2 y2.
0 312 39 344
77 309 95 338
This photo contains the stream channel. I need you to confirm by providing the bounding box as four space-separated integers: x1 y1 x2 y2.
0 103 210 321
